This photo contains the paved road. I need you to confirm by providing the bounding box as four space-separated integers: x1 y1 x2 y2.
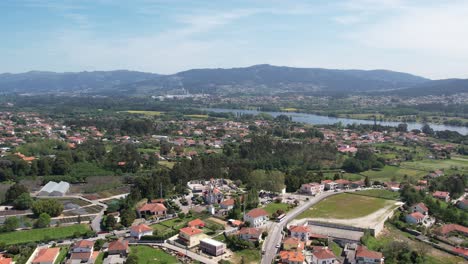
261 191 343 264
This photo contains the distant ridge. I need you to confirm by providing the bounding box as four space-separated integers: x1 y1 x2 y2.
1 64 464 96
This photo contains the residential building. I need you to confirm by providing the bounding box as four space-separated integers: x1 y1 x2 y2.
203 184 224 204
243 208 269 228
457 199 468 210
432 191 450 202
137 202 167 218
311 247 336 264
300 183 324 196
67 240 97 264
282 237 305 251
178 227 205 247
32 247 60 264
355 245 384 264
0 254 12 264
405 212 425 224
334 179 351 189
237 227 262 242
107 240 129 257
220 199 235 210
199 238 226 256
436 224 468 237
187 218 205 228
321 180 337 191
102 255 125 264
411 203 429 215
130 224 153 239
279 250 305 264
289 225 311 241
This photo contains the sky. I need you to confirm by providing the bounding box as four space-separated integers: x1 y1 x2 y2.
1 0 468 79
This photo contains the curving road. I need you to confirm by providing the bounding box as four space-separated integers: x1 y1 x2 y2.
261 191 343 264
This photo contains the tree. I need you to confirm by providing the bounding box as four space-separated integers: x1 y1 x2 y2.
421 124 434 136
125 255 139 264
397 123 408 132
105 215 117 230
364 176 371 187
3 217 19 232
13 193 33 210
35 213 51 228
5 183 28 203
120 208 136 227
32 199 63 217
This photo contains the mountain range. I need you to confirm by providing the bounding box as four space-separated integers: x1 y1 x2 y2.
0 65 466 97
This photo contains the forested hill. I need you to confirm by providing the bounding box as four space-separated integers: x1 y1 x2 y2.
0 65 429 96
383 78 468 96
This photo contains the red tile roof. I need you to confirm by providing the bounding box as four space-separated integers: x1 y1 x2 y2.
73 240 94 249
415 202 429 212
282 237 305 250
409 212 425 220
437 224 468 236
108 240 129 252
238 227 262 236
279 250 305 262
220 199 235 206
356 245 383 259
313 247 336 260
130 224 153 233
289 225 310 233
187 219 205 228
179 227 203 236
32 248 60 264
0 255 12 264
453 247 468 257
433 191 449 198
138 202 167 213
246 208 268 218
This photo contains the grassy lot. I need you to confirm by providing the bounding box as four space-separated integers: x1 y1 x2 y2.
125 110 163 116
213 234 227 242
94 252 105 264
185 114 209 119
0 224 90 245
353 189 400 200
54 247 69 264
159 161 176 169
151 216 198 235
400 157 468 173
231 249 261 264
322 172 362 181
129 245 179 264
296 193 393 219
361 165 426 182
329 241 343 257
262 202 290 216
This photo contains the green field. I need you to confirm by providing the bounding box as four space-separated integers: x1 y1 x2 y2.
129 245 179 264
361 165 426 182
0 224 90 245
231 249 261 264
400 157 468 173
159 161 176 169
353 189 400 200
262 202 290 216
125 110 163 116
296 193 394 219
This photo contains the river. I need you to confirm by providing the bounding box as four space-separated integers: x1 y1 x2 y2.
203 108 468 135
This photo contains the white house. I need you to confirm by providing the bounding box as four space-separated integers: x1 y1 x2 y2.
243 208 269 228
411 203 429 215
299 183 324 196
289 225 311 241
130 224 153 239
311 247 336 264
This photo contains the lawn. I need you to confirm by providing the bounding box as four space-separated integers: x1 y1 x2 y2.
94 252 104 264
0 224 90 245
296 193 393 219
329 241 342 257
361 165 426 182
129 245 179 264
54 247 69 264
400 157 468 173
262 202 290 216
231 249 261 264
353 189 400 200
159 161 176 169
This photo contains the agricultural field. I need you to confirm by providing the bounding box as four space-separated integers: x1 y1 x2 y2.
129 245 179 263
400 156 468 174
0 224 90 245
297 193 395 219
360 165 426 182
353 189 400 200
125 110 163 116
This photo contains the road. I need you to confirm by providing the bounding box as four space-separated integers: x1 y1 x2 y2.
261 191 343 264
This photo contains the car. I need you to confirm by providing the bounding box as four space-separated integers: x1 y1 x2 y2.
275 244 280 248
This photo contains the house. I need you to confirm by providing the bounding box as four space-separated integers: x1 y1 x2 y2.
334 179 351 189
282 237 305 251
405 212 425 224
187 218 205 228
199 238 226 256
238 227 262 242
411 202 429 215
351 180 365 189
279 250 306 264
243 208 269 228
432 191 450 202
452 247 468 260
311 247 336 264
321 180 338 191
384 182 400 192
220 199 235 210
299 183 324 196
32 247 60 264
130 224 153 239
289 225 311 241
0 254 12 264
203 185 224 204
436 224 468 237
107 240 129 257
457 199 468 210
137 202 167 218
355 245 384 264
67 240 97 263
178 227 206 247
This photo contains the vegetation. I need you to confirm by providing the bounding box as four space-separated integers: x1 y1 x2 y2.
0 224 91 245
128 245 179 264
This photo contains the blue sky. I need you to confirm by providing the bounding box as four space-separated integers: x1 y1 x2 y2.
1 0 468 79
